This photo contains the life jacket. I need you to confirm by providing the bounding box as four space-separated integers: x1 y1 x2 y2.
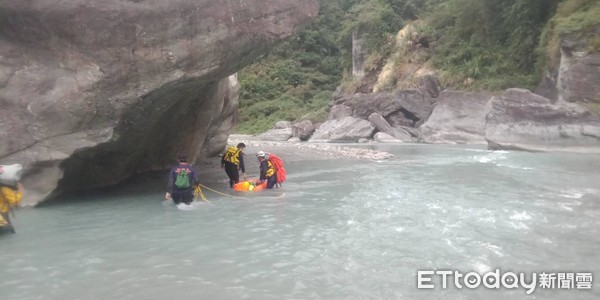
268 153 286 184
223 146 241 165
264 160 275 178
0 186 22 214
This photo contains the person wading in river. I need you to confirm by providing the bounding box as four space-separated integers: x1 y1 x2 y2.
221 143 247 188
165 155 199 205
0 164 24 234
257 151 278 189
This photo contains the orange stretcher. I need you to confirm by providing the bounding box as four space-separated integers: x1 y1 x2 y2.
233 179 267 192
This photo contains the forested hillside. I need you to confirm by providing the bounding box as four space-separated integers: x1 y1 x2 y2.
237 0 600 133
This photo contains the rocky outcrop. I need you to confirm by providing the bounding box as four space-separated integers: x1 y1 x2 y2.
393 90 438 122
334 93 402 119
420 41 600 149
418 75 442 98
368 113 413 142
292 120 315 141
352 29 368 79
328 104 353 120
419 91 492 144
332 91 436 124
258 120 294 141
418 88 600 151
536 47 600 104
385 110 415 127
373 132 403 143
311 117 375 142
258 128 293 141
557 43 600 104
308 89 436 143
0 0 318 205
485 89 600 152
535 71 559 102
197 75 241 158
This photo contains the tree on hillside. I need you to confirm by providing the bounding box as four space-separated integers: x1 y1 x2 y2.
236 0 573 133
427 0 561 89
237 0 351 133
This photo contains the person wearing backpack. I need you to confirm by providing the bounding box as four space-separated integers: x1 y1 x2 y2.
165 155 199 205
256 151 277 189
221 143 247 188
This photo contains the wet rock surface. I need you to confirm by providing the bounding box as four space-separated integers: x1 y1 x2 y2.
0 0 318 205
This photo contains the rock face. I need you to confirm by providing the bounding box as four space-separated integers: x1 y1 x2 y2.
393 90 437 121
197 75 242 158
292 120 315 141
419 90 492 144
0 0 319 205
368 113 413 142
328 104 353 120
309 89 436 143
373 132 402 143
352 29 368 79
557 45 600 104
420 43 600 149
536 48 600 104
336 93 403 119
332 91 436 125
258 128 293 141
485 89 600 152
311 117 375 142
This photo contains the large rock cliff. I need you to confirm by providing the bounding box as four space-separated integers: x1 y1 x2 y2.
418 91 491 144
336 19 600 151
485 88 600 152
0 0 318 205
419 38 600 151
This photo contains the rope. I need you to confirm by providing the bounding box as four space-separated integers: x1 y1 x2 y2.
197 183 250 200
193 185 208 203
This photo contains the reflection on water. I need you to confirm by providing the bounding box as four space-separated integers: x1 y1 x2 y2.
1 144 599 299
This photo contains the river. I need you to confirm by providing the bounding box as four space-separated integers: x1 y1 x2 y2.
1 144 599 299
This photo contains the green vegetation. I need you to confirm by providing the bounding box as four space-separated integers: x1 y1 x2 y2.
426 0 561 90
238 0 414 133
538 0 600 70
237 1 347 134
237 0 600 133
338 0 404 71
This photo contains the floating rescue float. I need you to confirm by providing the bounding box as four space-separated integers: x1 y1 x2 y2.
233 179 267 192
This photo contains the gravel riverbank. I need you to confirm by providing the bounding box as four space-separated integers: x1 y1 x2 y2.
228 135 395 160
197 135 395 172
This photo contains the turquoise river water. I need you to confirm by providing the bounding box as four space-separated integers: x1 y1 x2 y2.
1 144 599 300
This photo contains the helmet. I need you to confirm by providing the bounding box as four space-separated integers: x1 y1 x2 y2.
256 151 267 158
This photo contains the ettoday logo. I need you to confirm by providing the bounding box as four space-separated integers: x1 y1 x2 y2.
417 270 593 294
